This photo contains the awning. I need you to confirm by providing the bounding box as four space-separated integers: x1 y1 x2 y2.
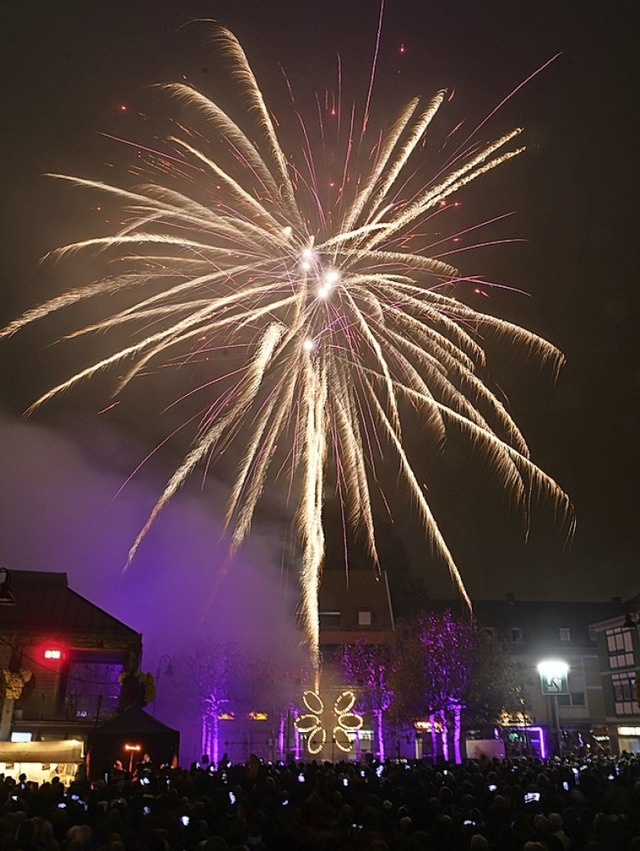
0 740 83 764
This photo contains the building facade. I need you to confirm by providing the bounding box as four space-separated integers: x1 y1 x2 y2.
427 595 625 758
0 568 143 781
592 607 640 754
316 580 629 762
313 569 396 760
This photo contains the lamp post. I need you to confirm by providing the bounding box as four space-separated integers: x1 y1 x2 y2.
537 659 569 757
153 655 173 716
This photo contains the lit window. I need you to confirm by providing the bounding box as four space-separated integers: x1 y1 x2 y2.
559 628 571 642
358 610 372 627
558 691 586 708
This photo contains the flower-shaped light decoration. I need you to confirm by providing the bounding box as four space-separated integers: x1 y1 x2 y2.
295 689 363 755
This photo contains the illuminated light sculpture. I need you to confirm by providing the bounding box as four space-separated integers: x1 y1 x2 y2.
295 688 363 755
0 668 32 700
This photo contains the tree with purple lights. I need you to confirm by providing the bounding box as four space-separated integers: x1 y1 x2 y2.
268 664 315 760
392 611 515 762
338 640 394 762
183 640 241 768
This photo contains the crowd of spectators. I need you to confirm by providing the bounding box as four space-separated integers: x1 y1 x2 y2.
2 752 640 851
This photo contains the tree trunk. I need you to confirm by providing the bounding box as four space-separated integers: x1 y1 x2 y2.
430 714 437 760
201 714 209 762
453 703 462 764
375 709 385 763
212 712 220 768
278 712 286 760
440 712 449 762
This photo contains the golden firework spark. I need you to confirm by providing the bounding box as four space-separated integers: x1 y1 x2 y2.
1 28 571 670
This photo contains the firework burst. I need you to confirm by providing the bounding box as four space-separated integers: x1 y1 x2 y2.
1 27 571 670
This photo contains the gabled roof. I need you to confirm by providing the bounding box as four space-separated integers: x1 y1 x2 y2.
91 706 178 736
0 568 140 641
86 707 180 778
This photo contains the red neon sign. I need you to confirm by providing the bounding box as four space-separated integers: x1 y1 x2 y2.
44 648 62 660
39 643 66 663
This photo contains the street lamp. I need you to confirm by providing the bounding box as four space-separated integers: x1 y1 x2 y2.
153 655 174 715
537 659 569 757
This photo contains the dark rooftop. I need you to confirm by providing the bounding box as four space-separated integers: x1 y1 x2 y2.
0 568 140 639
423 596 626 651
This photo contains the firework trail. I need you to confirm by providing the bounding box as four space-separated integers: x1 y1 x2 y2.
1 28 571 670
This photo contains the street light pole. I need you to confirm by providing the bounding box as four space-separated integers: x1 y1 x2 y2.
537 659 569 758
152 655 173 716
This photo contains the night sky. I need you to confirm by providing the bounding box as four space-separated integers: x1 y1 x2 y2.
0 1 637 658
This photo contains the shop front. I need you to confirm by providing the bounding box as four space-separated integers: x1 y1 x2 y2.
0 739 84 784
615 725 640 754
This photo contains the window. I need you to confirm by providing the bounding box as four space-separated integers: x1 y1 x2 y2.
510 627 523 643
319 611 341 629
66 661 123 722
557 691 586 708
357 610 373 627
484 627 496 638
559 628 571 642
606 628 635 669
611 672 637 715
588 626 597 643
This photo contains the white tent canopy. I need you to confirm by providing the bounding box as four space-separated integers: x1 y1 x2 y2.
0 739 83 767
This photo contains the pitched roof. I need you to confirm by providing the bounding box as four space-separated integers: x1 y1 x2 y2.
0 568 140 640
91 706 178 736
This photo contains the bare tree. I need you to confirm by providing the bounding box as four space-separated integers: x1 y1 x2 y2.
338 640 394 761
179 639 242 767
391 612 516 762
